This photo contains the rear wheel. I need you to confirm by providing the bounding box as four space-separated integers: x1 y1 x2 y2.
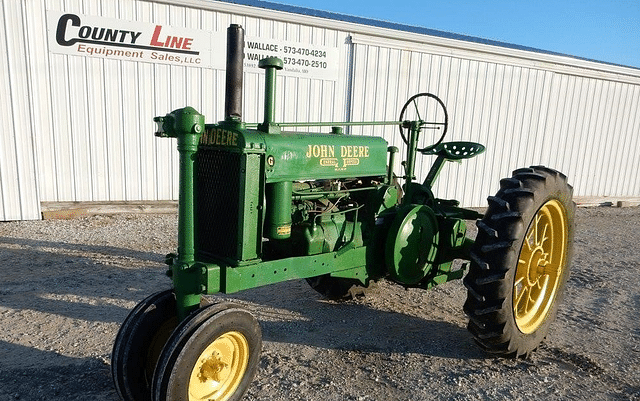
152 303 262 401
464 166 574 357
112 290 177 401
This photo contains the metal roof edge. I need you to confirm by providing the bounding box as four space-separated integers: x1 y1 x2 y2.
216 0 639 72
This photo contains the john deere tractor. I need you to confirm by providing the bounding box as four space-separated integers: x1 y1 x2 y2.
112 25 574 401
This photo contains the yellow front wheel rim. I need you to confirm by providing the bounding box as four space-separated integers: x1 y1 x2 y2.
514 199 568 334
188 331 249 401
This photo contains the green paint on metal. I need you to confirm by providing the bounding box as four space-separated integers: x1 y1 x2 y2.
385 205 439 285
387 146 399 184
258 57 283 134
265 181 293 239
264 131 388 182
420 262 468 289
421 141 486 188
329 266 368 285
217 246 368 293
154 106 205 319
402 122 422 203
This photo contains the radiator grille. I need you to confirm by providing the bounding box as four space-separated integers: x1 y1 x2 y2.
195 149 241 260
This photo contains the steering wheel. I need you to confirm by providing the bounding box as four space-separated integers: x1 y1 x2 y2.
398 93 448 152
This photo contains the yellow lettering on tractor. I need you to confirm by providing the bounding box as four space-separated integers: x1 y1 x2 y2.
200 128 238 147
340 145 370 159
307 144 369 170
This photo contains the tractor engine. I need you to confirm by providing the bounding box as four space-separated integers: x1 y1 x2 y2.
192 25 396 272
194 122 392 266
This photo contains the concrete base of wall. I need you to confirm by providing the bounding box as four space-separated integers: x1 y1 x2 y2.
40 197 640 220
41 201 178 219
573 197 640 208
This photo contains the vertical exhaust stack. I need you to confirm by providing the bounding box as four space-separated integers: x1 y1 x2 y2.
225 24 244 122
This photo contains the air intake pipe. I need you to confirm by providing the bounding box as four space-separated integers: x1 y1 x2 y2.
225 24 244 122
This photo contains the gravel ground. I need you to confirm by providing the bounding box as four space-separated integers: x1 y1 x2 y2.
0 207 639 400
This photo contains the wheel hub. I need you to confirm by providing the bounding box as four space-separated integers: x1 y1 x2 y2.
189 331 249 401
513 199 568 334
197 353 228 383
524 248 550 285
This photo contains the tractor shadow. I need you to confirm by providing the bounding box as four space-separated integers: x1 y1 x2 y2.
221 280 487 360
0 341 116 400
0 235 484 361
0 236 167 324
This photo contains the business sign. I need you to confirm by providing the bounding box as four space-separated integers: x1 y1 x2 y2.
46 11 340 80
242 39 338 80
47 11 219 68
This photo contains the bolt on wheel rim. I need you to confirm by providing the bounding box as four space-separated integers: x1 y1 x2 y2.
513 199 568 334
189 331 249 401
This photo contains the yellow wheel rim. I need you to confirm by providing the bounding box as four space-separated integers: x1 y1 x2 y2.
188 331 249 401
514 199 568 334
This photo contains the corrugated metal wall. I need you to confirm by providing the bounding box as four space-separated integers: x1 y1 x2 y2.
348 35 640 207
0 0 41 220
2 0 639 220
37 0 348 203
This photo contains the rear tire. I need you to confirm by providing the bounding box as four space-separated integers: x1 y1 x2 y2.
463 166 574 357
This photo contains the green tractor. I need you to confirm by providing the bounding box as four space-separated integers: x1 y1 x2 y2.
112 24 574 401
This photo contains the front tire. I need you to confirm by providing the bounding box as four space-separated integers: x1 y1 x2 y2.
152 303 262 401
464 166 574 357
112 290 178 401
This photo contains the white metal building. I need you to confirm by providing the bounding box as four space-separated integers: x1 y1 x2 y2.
2 0 639 221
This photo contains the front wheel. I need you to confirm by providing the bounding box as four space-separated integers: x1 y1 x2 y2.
152 303 262 401
464 166 575 357
112 290 178 401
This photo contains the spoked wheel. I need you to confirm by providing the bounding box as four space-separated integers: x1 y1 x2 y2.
112 289 178 401
152 303 262 401
306 275 372 300
398 93 448 151
463 166 575 357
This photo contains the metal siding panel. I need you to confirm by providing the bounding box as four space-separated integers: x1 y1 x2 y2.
463 61 490 207
121 61 141 200
565 77 588 183
0 0 41 220
592 81 616 195
628 89 640 195
555 75 579 176
480 63 507 204
615 86 640 196
137 62 157 200
539 72 563 169
30 6 58 202
575 79 599 197
605 83 629 196
472 62 499 207
68 56 94 200
0 15 21 220
24 0 53 210
604 82 626 196
152 63 174 200
101 59 124 200
85 58 110 200
50 54 76 200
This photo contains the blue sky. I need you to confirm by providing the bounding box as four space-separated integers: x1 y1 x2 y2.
272 0 640 68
